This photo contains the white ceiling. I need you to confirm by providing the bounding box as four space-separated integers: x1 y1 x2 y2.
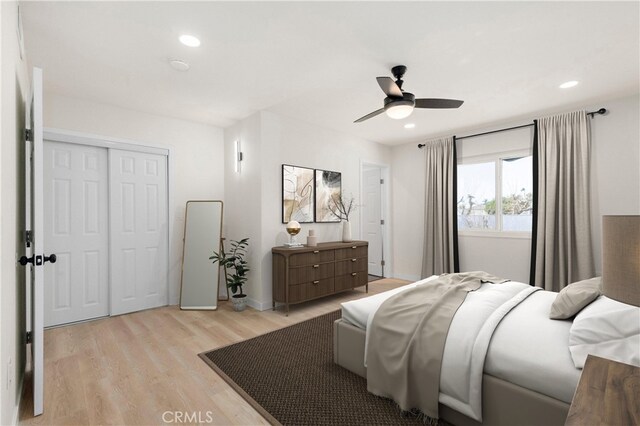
21 1 639 146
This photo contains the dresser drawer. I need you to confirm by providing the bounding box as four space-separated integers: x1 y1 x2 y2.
288 278 335 303
335 257 367 276
335 245 367 260
335 272 367 292
289 263 334 285
289 249 335 267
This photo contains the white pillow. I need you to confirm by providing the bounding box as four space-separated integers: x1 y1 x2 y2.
568 295 640 369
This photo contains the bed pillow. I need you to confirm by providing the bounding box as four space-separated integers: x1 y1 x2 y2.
549 277 602 319
568 295 640 369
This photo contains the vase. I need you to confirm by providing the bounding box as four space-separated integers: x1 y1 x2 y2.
342 220 352 242
231 294 247 312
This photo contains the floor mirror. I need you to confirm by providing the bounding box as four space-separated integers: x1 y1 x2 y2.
180 200 223 310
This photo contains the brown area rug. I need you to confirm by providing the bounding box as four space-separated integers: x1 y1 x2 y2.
199 310 428 426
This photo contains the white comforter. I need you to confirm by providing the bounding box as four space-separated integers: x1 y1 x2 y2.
343 278 553 422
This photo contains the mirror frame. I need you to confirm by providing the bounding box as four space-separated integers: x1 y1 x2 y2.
179 200 224 310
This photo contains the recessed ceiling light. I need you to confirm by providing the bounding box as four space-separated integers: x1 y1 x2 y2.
169 59 190 72
179 34 200 47
404 123 416 129
559 80 579 89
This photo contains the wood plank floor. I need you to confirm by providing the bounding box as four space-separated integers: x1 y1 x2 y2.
19 279 408 425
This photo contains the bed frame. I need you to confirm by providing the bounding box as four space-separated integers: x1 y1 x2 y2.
333 319 570 426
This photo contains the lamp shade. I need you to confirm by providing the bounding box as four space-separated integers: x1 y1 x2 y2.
384 103 414 120
601 215 640 307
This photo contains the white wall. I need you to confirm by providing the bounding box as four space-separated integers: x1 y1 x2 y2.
589 95 640 274
1 1 30 423
44 93 225 304
223 112 264 304
391 94 640 282
224 111 392 310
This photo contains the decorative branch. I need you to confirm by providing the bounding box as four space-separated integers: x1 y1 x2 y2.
327 193 356 222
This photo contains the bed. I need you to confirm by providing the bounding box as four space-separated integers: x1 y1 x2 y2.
333 275 589 426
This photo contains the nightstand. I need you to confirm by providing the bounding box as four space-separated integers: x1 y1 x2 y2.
565 354 640 425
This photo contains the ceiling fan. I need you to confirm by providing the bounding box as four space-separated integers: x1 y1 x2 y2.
354 65 464 123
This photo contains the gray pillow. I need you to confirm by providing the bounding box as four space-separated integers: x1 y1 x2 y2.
549 277 602 320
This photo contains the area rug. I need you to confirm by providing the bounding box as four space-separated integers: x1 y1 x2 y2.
199 310 428 426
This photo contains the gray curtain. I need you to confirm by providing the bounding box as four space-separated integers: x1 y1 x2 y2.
532 110 594 291
421 136 458 277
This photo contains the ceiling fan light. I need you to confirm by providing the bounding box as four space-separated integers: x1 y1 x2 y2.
385 104 414 120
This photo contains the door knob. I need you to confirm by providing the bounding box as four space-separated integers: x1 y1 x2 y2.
18 255 34 266
18 254 56 266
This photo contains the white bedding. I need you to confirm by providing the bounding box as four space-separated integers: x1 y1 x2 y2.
341 279 581 419
484 290 581 403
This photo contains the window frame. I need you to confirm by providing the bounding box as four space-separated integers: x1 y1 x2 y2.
457 148 532 239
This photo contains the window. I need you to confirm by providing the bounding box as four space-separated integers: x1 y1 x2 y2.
457 154 532 233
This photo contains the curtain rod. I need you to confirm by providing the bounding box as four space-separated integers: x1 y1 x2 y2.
418 108 607 148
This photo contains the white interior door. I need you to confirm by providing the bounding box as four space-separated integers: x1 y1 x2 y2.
25 67 48 416
363 167 383 276
110 149 168 315
43 141 109 327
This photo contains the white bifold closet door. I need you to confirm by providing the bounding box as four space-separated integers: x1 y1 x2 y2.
43 142 109 327
109 149 168 315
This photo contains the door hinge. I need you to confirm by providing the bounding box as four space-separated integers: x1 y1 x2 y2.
380 178 384 184
381 260 386 267
380 219 385 225
25 230 32 248
25 129 32 142
26 331 32 344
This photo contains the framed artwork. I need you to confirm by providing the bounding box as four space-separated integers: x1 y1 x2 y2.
282 164 314 223
315 169 341 222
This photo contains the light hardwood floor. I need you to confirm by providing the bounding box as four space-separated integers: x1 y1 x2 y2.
19 279 408 425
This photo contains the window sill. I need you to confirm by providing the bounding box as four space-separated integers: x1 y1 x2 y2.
458 231 532 239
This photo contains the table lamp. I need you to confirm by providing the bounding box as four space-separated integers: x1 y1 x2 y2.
285 220 303 248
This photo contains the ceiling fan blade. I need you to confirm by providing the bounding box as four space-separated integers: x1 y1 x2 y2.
415 98 464 109
354 108 385 123
376 77 403 98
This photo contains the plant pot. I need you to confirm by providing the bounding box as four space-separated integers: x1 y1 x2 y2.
231 294 247 312
342 220 352 242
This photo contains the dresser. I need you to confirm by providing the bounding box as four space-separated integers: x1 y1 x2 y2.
272 241 368 314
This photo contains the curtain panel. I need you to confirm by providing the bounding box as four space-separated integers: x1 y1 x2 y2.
530 110 594 291
421 136 459 277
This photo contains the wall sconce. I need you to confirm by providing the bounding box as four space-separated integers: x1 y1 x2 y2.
234 140 243 173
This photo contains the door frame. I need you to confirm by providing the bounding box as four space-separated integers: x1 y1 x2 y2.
359 160 392 278
41 128 173 309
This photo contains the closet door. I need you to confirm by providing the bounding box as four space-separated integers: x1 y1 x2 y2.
110 149 168 315
43 141 109 327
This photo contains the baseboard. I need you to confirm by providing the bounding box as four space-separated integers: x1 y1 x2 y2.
246 297 272 312
391 272 421 282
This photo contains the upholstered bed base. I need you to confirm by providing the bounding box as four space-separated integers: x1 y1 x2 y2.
333 319 570 426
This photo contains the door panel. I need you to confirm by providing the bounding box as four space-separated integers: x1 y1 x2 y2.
43 141 109 327
110 149 168 315
363 167 383 276
28 67 45 416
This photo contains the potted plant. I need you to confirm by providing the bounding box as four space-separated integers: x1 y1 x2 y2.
210 238 250 311
327 194 356 242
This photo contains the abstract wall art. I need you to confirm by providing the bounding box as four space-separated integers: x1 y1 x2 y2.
282 164 314 223
315 169 342 222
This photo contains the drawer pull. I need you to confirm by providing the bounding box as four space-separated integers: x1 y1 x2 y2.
351 246 357 249
313 280 320 284
351 258 357 262
351 272 357 276
313 264 319 268
313 250 320 254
